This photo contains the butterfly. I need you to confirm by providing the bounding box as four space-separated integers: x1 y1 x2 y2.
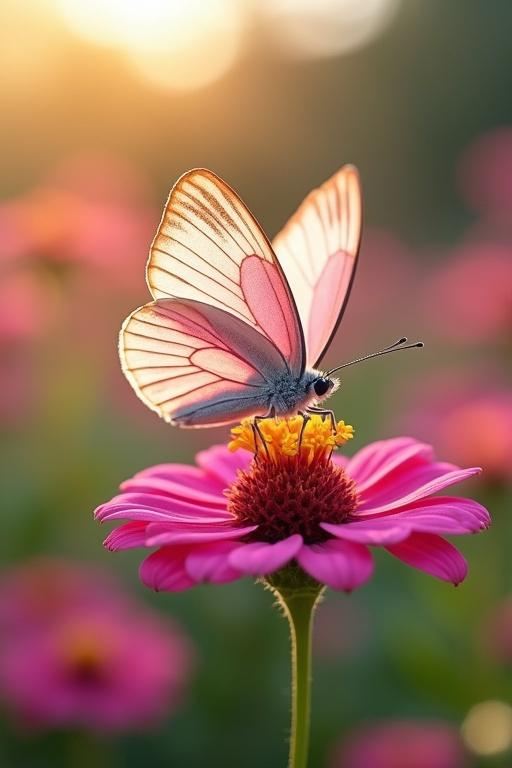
120 166 420 428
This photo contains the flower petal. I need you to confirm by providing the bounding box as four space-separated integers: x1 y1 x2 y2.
297 540 373 592
196 444 252 486
323 497 491 545
95 492 231 523
346 437 432 486
139 547 196 592
385 532 468 585
358 467 482 515
133 462 227 494
228 535 303 576
103 522 148 551
120 473 227 509
144 523 257 546
322 520 410 545
185 541 243 584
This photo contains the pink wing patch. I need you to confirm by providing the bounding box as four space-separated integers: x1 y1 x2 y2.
307 251 353 363
240 256 297 363
120 298 284 427
146 169 304 375
273 165 362 367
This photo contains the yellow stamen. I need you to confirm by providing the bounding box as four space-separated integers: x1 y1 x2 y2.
228 414 354 463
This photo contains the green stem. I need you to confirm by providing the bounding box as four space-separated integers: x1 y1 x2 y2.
265 569 324 768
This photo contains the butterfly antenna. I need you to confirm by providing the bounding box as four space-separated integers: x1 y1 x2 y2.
326 337 424 376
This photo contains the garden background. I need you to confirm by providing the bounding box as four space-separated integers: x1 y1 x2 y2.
1 1 512 766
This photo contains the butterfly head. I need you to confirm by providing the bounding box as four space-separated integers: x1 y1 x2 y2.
311 375 339 400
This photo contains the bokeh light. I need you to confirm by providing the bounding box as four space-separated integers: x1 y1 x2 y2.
53 0 245 90
461 700 512 757
262 0 401 58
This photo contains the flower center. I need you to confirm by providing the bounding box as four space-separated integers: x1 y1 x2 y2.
227 415 358 544
60 628 109 685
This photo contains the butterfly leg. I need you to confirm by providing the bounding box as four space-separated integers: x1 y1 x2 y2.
297 411 311 449
252 408 276 460
251 422 268 460
306 406 336 433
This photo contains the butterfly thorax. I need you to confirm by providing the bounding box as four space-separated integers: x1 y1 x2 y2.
266 369 334 416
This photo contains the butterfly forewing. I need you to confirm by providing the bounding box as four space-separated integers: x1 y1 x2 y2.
272 165 362 367
147 169 305 376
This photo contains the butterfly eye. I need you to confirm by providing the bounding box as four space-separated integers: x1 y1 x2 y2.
313 378 331 397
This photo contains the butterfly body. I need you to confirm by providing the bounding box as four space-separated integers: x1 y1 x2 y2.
166 369 337 427
120 167 362 428
262 368 338 417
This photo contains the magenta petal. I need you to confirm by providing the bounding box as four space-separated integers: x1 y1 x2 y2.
346 438 432 485
385 532 468 585
387 497 491 533
95 493 231 523
297 540 373 592
103 522 148 551
324 496 490 544
196 445 251 485
139 547 196 592
358 467 482 515
356 460 458 510
185 542 243 584
120 475 227 509
134 462 226 494
144 524 257 546
322 520 411 545
228 535 303 576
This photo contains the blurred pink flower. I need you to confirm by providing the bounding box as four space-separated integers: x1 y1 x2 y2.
331 720 468 768
422 243 512 344
0 558 129 631
399 372 512 482
0 267 59 426
0 559 193 733
96 435 489 593
458 127 512 219
0 267 56 344
0 152 155 281
0 153 159 421
329 229 419 357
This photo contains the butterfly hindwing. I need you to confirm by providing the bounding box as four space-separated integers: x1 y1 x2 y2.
120 297 287 427
273 165 363 367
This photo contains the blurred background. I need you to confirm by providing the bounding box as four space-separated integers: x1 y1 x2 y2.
1 0 511 766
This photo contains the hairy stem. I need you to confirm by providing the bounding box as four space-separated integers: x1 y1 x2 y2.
265 569 324 768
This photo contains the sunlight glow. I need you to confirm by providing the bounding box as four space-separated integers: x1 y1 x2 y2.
54 0 244 90
462 700 512 757
263 0 401 58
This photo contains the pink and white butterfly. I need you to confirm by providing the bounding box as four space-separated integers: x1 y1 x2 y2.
120 166 417 428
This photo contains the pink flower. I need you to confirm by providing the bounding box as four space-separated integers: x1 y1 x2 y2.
328 229 419 357
96 417 489 593
422 243 512 345
0 153 161 422
330 720 468 768
399 372 512 482
0 267 56 344
0 151 155 280
0 558 129 631
0 267 59 427
0 559 193 733
458 127 512 219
